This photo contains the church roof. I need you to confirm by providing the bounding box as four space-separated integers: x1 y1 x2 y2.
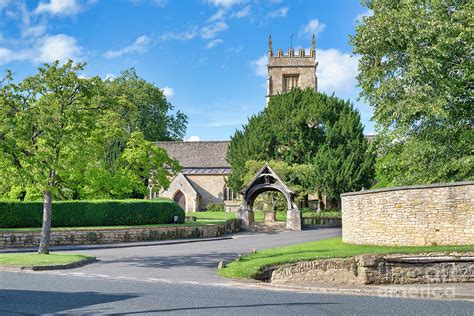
156 141 230 171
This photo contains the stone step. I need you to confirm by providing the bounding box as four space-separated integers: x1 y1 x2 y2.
247 222 287 233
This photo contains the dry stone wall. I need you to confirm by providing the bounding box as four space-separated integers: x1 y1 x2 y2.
0 220 239 248
270 253 474 285
341 182 474 246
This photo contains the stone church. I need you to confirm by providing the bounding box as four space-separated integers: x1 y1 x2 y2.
157 36 318 212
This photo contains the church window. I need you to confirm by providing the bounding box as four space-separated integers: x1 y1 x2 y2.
283 74 299 92
224 186 237 201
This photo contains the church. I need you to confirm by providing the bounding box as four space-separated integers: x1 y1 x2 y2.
157 36 318 212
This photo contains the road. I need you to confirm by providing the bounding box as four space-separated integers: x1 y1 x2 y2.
1 228 473 315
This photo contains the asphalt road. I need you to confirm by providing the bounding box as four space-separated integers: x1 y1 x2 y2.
1 228 473 315
1 272 473 315
44 228 342 284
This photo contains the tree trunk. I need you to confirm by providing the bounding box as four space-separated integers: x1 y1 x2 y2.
38 190 52 254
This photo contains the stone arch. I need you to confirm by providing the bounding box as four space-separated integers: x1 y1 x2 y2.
173 190 186 211
237 164 301 230
159 173 199 212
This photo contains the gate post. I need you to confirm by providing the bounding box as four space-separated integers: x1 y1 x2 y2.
237 204 249 229
286 203 301 231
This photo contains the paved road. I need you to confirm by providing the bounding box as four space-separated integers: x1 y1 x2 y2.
45 228 342 284
1 229 473 315
1 271 472 315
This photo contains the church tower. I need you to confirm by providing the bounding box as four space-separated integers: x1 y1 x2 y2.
266 35 318 106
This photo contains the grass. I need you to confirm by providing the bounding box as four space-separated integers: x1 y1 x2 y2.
0 253 94 267
193 210 341 223
218 237 474 279
0 219 229 233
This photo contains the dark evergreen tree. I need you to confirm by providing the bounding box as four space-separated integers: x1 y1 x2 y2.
227 88 374 204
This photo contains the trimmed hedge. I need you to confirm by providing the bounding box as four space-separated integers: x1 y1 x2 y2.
205 203 225 212
0 199 185 228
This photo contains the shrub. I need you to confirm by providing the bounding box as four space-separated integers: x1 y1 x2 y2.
205 203 225 212
0 199 185 228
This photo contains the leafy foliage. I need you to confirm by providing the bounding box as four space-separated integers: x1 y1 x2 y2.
0 199 184 228
205 203 225 212
107 68 188 141
0 63 186 200
350 0 473 185
227 89 374 204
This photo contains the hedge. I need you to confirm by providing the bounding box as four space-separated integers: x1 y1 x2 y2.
205 203 225 212
0 199 185 228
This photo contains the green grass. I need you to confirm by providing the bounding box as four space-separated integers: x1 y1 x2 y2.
0 253 94 267
192 210 341 223
218 237 474 279
0 219 230 233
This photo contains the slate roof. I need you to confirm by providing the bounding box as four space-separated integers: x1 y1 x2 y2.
156 141 231 175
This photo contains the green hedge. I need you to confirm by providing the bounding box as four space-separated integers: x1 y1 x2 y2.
205 203 225 212
0 199 185 228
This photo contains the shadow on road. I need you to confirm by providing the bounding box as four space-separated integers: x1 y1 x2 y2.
0 289 137 315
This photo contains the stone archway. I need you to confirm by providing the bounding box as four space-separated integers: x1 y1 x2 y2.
237 164 301 230
173 190 186 211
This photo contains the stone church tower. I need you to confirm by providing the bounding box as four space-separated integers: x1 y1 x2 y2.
266 35 318 106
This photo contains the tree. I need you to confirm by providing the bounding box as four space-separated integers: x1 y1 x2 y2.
108 68 188 141
350 0 473 185
0 61 105 254
227 89 374 205
0 63 184 253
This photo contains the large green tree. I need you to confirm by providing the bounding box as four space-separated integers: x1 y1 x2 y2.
108 68 188 141
227 89 374 205
0 62 105 253
350 0 473 186
0 62 182 253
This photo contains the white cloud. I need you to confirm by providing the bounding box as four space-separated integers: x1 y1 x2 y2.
266 6 288 18
22 24 47 38
231 5 250 18
105 73 115 80
34 0 82 16
162 86 174 98
252 54 267 77
0 34 81 65
201 21 228 39
316 49 359 94
185 135 201 142
0 0 11 9
153 0 167 6
160 26 199 41
206 0 244 8
205 38 223 48
208 9 226 22
37 34 81 63
105 35 151 58
0 47 15 64
355 9 373 23
300 19 325 37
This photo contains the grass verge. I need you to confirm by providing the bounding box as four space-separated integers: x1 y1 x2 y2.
218 237 474 279
0 253 94 268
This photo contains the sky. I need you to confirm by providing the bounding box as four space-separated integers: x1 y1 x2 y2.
0 0 374 141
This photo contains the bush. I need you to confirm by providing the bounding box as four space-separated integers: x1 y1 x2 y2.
205 203 225 212
0 199 185 228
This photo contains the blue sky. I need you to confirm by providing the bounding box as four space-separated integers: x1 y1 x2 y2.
0 0 374 141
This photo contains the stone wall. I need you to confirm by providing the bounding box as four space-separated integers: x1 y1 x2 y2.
186 174 227 210
341 182 474 246
0 220 239 248
269 253 474 285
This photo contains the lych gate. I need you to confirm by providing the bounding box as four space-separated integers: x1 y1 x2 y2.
237 164 301 230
